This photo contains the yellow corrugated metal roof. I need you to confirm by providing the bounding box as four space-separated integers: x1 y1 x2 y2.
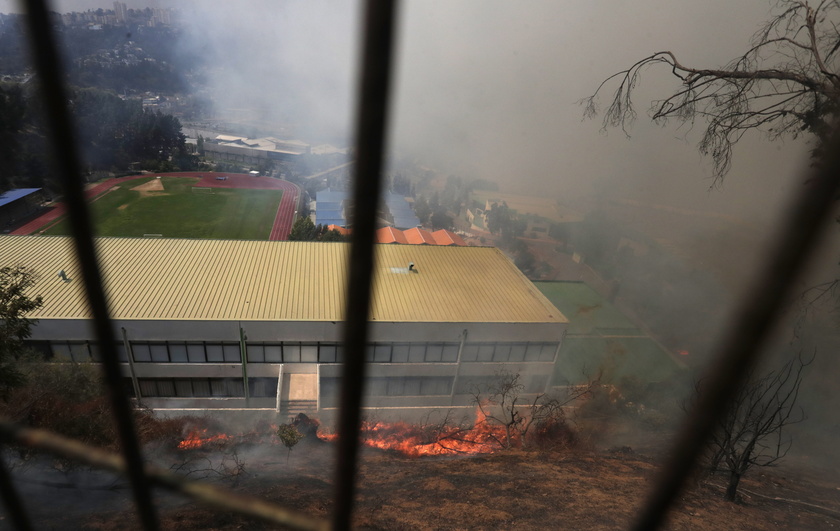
1 236 567 324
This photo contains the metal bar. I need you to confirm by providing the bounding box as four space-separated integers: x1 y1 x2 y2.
0 450 33 531
0 420 329 531
631 122 840 530
19 1 160 529
332 1 399 529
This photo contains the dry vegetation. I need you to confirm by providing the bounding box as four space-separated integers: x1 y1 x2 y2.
72 428 840 531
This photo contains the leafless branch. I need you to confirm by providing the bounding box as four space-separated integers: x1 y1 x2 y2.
583 2 840 184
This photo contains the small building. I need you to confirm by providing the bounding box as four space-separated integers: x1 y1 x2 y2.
203 135 311 164
0 188 44 231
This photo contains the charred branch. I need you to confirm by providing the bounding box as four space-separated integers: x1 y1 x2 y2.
583 1 840 184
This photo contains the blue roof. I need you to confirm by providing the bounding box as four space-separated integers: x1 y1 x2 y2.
383 192 419 228
0 188 41 209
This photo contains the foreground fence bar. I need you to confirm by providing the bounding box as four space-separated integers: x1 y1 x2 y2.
21 0 160 528
333 1 399 530
631 122 840 530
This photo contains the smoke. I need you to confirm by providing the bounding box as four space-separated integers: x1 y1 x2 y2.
178 0 360 143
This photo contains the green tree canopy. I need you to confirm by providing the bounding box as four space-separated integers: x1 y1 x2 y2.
0 266 43 395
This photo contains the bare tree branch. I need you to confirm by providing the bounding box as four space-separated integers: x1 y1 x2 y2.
583 2 840 184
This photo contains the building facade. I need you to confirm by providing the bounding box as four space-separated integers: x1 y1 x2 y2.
3 237 568 418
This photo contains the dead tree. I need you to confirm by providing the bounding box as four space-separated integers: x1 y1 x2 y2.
472 371 592 449
700 351 812 501
582 1 840 184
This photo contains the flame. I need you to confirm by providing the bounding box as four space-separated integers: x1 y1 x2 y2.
178 429 234 450
176 412 529 457
318 409 516 457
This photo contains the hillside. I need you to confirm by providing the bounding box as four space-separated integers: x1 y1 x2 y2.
70 435 840 530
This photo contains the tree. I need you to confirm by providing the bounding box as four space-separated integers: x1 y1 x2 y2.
583 1 840 184
413 195 431 225
430 207 453 231
0 266 43 396
276 424 305 464
697 352 812 501
288 217 318 241
513 240 537 275
471 371 592 449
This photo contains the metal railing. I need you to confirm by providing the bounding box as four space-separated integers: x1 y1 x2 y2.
1 0 838 529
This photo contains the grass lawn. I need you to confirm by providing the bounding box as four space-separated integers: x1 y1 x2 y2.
44 177 283 240
534 281 682 385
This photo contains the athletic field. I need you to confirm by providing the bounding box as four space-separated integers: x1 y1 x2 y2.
43 176 284 240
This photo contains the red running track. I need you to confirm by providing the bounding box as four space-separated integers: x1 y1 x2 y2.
10 172 300 241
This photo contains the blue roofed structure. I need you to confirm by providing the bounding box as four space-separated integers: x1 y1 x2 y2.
384 192 420 229
314 188 349 227
0 188 43 230
314 188 419 229
0 188 41 208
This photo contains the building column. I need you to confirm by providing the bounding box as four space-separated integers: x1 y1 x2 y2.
121 327 141 401
450 329 468 405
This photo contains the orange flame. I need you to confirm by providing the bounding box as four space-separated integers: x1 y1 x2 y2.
318 409 515 457
177 429 234 450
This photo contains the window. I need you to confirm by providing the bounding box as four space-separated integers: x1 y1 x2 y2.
301 344 318 363
493 344 512 362
149 344 169 362
187 343 206 362
442 344 460 362
319 344 337 363
524 343 542 361
460 344 478 362
223 343 241 362
477 344 495 362
249 377 278 397
137 378 245 398
391 343 409 363
265 344 283 362
425 343 443 362
284 343 301 362
169 343 188 362
408 344 426 362
132 343 151 362
373 343 391 362
247 344 265 362
205 344 224 362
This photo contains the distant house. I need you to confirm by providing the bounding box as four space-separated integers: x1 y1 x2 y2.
203 135 311 164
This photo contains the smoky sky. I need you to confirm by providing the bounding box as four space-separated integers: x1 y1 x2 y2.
2 0 811 224
175 0 812 223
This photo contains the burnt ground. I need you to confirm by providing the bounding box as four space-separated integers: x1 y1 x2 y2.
61 435 840 531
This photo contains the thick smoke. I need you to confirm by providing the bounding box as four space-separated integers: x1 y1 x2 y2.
179 0 360 143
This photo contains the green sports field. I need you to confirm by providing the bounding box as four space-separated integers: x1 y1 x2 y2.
44 177 283 239
533 281 683 386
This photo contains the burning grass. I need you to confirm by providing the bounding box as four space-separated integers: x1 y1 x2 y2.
174 409 576 458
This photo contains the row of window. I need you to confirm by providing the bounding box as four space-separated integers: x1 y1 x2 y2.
135 378 278 398
29 340 558 365
123 374 547 399
320 376 454 399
